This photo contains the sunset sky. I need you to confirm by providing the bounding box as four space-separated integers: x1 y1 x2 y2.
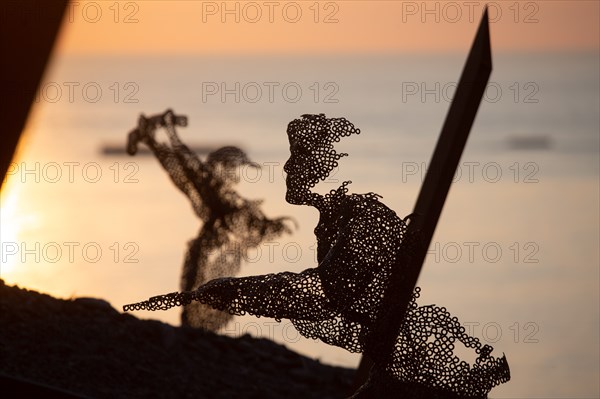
1 2 598 397
55 0 599 55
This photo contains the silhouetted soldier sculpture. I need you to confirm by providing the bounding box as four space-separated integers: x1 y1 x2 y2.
126 109 291 330
125 114 510 397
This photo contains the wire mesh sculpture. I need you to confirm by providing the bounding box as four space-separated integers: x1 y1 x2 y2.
124 114 509 397
126 109 291 330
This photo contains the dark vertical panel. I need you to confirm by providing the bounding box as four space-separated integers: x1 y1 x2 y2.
0 0 68 188
353 9 492 391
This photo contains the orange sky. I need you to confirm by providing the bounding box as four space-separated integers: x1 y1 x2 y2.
55 0 599 55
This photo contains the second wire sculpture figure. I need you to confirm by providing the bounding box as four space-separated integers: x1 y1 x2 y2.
126 109 292 330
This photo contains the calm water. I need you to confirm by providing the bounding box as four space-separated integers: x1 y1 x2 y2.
1 52 598 398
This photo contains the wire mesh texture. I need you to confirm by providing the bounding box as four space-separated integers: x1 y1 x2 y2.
126 109 291 330
124 113 510 397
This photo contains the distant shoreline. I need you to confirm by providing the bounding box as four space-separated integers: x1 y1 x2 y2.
100 143 217 156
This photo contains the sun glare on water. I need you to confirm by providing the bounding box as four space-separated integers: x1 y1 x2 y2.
0 177 41 278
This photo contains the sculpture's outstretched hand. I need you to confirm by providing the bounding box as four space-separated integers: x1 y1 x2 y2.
126 109 188 156
123 277 233 312
123 291 193 312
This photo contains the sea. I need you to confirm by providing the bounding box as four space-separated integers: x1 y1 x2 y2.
1 51 598 398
